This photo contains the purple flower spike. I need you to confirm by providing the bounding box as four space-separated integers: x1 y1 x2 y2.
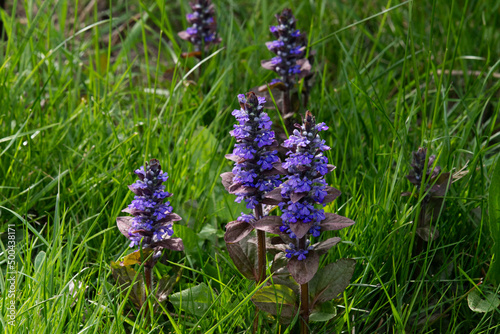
116 159 183 251
261 8 312 88
178 0 221 52
280 111 334 259
222 92 283 220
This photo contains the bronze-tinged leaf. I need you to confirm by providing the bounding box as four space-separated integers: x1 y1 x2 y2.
262 187 284 205
289 221 314 239
181 51 202 59
110 262 145 308
116 216 133 237
156 238 184 251
309 259 356 306
313 237 341 255
224 220 254 244
401 191 413 197
254 216 282 233
226 241 257 280
288 250 319 284
290 192 307 203
118 248 154 266
251 285 298 323
220 172 235 191
322 187 341 204
320 213 355 232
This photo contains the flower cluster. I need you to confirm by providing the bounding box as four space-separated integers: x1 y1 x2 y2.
224 92 282 219
280 111 331 259
118 159 182 248
178 0 221 52
261 8 311 88
407 147 440 188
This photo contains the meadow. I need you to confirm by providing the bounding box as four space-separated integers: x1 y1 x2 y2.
1 0 500 333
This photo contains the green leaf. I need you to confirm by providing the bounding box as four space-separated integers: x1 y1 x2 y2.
34 251 46 272
309 258 356 306
467 289 500 313
252 285 298 323
110 261 145 308
487 159 500 285
310 300 337 322
170 283 213 317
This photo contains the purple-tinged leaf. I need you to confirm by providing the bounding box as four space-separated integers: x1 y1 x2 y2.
416 226 439 242
254 216 282 233
289 221 314 239
226 241 258 280
224 220 254 244
262 187 283 205
320 213 355 232
178 31 191 40
156 238 184 251
157 213 183 224
224 154 242 162
229 183 256 195
288 250 319 284
309 259 356 306
296 165 310 172
313 237 341 255
156 266 183 304
273 162 287 174
261 60 276 71
322 187 341 204
327 164 336 172
220 172 234 191
431 172 452 196
271 252 290 275
116 216 133 238
291 192 307 203
121 207 141 215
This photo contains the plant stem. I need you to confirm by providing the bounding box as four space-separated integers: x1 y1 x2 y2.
300 283 309 334
253 204 266 333
298 237 309 334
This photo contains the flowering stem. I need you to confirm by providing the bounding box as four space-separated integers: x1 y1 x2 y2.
298 236 309 334
300 282 309 334
254 204 266 334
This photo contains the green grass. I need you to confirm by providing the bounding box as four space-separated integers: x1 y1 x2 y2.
1 0 500 332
